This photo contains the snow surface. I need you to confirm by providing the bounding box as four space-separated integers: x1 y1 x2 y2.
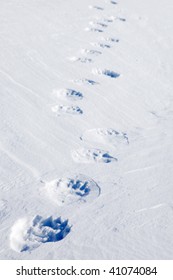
0 0 173 259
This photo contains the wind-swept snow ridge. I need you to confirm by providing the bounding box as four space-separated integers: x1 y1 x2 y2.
44 174 101 206
10 216 71 252
0 200 9 222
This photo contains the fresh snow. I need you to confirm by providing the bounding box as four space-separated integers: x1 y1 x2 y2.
0 0 173 259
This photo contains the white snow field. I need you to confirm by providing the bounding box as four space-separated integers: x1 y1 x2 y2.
0 0 173 259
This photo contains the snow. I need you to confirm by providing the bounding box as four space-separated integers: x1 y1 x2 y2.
0 0 173 259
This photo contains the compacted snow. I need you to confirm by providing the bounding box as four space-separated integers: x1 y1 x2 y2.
0 0 173 259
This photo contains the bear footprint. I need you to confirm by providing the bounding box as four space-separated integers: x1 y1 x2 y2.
81 128 129 146
52 105 83 115
72 148 117 163
72 78 98 86
53 88 83 101
10 215 71 252
92 68 120 78
89 5 104 10
81 49 102 56
44 174 101 206
101 37 119 43
85 27 103 33
68 56 93 63
90 42 111 48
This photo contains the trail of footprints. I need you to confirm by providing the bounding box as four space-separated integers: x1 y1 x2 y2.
10 1 128 252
